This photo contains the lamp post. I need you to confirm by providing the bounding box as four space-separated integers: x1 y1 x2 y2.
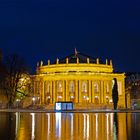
16 99 20 109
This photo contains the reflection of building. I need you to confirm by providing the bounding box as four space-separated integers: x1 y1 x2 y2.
14 113 132 140
34 50 127 108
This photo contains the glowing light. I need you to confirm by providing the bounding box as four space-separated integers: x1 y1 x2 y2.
106 113 109 140
83 96 86 99
46 113 50 139
109 99 113 103
15 112 20 135
95 113 98 140
32 97 35 101
56 103 61 111
30 113 35 140
70 113 73 138
58 96 62 99
55 113 61 138
106 96 108 99
47 96 50 99
16 99 20 102
83 114 89 139
95 96 98 98
70 96 74 99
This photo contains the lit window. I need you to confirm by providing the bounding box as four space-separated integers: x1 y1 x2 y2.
47 82 50 93
57 81 62 92
94 82 99 93
82 81 87 93
69 81 75 93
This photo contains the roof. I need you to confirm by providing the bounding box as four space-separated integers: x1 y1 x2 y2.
54 52 103 64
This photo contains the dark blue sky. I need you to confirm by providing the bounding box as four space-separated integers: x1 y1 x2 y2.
0 0 140 73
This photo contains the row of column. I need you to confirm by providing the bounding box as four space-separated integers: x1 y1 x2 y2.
36 80 112 104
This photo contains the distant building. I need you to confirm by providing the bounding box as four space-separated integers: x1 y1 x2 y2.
125 72 140 100
33 50 128 108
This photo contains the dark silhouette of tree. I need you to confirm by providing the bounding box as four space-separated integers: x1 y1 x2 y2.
1 54 30 108
112 78 119 110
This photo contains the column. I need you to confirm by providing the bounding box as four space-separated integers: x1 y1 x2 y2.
50 81 53 104
91 80 94 103
53 81 56 104
42 81 45 104
39 81 42 105
100 81 104 104
79 80 82 103
75 80 78 103
66 80 69 101
62 80 65 101
88 80 92 103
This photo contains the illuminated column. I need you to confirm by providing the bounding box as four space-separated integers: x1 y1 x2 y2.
75 80 78 103
88 80 92 103
42 81 45 104
79 80 82 103
91 80 94 103
66 80 69 101
50 81 53 104
53 81 56 103
62 80 65 101
100 81 104 104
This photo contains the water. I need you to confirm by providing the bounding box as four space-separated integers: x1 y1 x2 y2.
0 112 140 140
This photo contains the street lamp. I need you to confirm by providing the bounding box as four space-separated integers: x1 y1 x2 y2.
32 97 35 106
16 99 20 108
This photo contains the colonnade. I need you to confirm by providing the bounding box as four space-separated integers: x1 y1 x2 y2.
33 79 114 105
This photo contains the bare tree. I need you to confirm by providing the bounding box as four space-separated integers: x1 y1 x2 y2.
1 54 30 108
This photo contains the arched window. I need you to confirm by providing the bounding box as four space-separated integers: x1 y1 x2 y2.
94 82 99 93
57 81 62 92
47 82 50 93
69 81 75 93
82 81 87 93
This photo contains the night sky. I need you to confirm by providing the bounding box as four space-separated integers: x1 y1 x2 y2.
0 0 140 73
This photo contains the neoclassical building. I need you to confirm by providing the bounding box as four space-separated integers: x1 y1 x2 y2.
33 51 128 108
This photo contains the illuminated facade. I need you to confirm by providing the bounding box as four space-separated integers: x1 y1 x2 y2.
33 51 128 108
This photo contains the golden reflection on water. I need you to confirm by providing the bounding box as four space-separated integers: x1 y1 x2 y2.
0 112 134 140
12 112 132 140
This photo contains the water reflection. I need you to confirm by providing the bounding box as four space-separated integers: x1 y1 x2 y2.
30 113 35 140
113 113 118 140
1 112 140 140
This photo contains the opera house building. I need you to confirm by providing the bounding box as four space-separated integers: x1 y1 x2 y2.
33 51 129 108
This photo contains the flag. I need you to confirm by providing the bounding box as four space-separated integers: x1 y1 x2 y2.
75 48 78 56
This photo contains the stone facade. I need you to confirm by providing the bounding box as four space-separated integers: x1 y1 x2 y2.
33 52 128 108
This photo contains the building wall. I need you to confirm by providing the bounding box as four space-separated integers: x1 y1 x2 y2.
33 72 126 108
33 57 127 108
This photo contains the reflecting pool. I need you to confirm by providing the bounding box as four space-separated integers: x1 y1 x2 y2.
0 112 140 140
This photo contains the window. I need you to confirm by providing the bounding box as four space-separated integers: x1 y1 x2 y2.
94 82 99 93
47 82 50 93
69 81 75 93
82 81 87 93
57 81 62 92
